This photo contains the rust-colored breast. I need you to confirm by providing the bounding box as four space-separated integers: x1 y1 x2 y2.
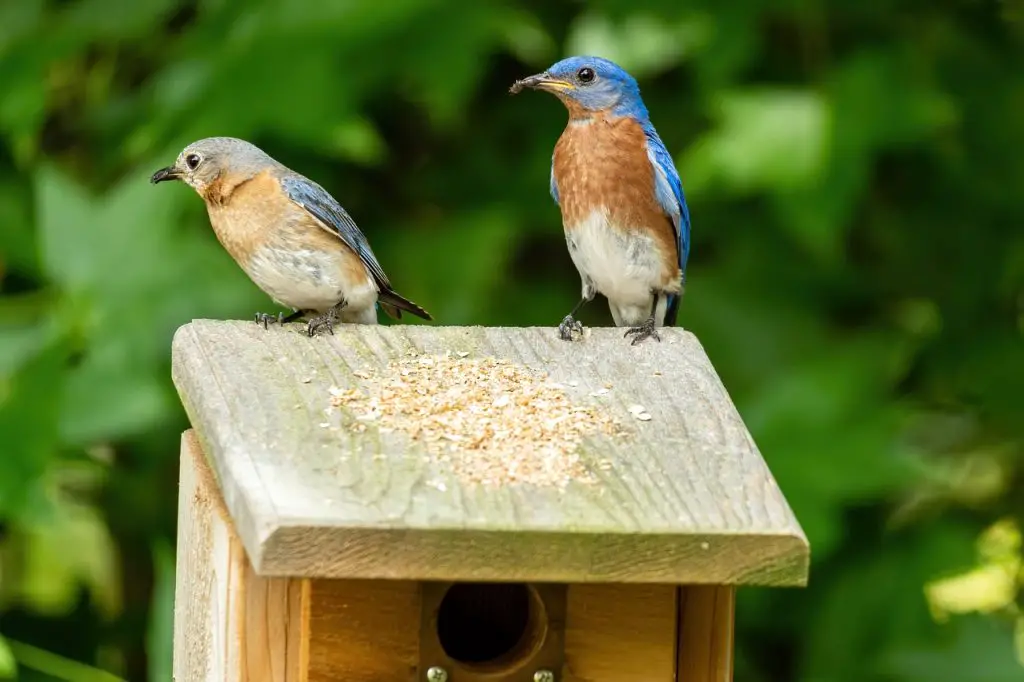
204 170 294 266
553 115 677 260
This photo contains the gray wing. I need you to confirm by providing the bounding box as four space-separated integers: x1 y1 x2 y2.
279 174 391 288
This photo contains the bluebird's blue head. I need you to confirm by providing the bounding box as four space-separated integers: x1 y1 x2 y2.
510 56 648 119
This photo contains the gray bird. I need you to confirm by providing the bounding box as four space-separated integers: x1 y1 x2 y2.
151 136 431 336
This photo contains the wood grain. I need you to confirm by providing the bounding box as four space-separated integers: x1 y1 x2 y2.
562 584 678 682
677 585 735 682
172 320 809 585
238 567 309 682
306 580 420 682
173 431 309 682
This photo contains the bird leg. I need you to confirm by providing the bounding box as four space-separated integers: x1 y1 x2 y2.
558 294 591 341
255 309 303 330
624 293 662 346
306 301 347 337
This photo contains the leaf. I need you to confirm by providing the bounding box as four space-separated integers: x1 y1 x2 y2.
6 639 125 682
20 493 121 618
0 635 14 679
565 10 711 75
682 88 830 195
55 0 177 42
58 336 169 447
0 338 66 523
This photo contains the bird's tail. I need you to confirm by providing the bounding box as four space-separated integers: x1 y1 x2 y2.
379 289 432 321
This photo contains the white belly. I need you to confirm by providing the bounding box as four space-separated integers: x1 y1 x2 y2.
565 209 667 325
246 246 378 314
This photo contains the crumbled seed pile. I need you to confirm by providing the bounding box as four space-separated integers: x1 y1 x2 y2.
327 354 626 487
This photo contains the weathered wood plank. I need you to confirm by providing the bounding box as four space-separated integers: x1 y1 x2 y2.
172 320 808 585
174 430 241 681
174 430 310 682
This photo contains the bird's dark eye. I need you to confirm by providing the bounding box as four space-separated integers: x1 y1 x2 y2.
185 153 202 170
576 67 595 84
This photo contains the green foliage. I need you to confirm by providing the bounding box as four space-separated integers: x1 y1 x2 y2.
0 1 1021 680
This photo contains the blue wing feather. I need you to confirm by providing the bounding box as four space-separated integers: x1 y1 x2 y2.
549 152 560 204
641 123 690 325
279 175 392 288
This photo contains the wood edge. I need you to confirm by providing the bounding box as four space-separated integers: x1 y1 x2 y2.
677 585 735 682
178 319 702 340
295 579 312 682
173 323 279 573
180 429 312 682
181 430 233 527
254 525 811 586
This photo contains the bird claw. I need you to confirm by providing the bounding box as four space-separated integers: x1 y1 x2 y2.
255 312 284 330
624 317 661 346
558 314 584 341
306 309 337 337
306 302 348 337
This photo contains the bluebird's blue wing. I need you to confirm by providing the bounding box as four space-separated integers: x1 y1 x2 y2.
279 175 392 289
549 153 560 204
642 124 691 325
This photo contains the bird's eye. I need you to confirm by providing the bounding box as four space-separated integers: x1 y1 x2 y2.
576 67 596 84
185 153 202 170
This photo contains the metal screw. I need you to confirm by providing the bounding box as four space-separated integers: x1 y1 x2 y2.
534 671 555 682
426 667 448 682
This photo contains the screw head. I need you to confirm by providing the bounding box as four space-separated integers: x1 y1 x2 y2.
534 671 555 682
426 667 448 682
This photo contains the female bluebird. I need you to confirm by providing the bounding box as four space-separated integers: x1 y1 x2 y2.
511 56 691 345
151 137 431 336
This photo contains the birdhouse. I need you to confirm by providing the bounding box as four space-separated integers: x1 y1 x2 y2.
170 321 809 682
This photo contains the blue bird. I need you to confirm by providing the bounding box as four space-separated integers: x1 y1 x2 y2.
511 56 691 345
151 137 431 336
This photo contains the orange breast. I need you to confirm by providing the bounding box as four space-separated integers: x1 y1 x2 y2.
553 116 675 247
204 170 295 266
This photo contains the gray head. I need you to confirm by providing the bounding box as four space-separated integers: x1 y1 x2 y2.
150 137 278 194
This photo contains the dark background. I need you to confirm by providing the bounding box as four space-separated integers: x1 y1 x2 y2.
0 1 1022 680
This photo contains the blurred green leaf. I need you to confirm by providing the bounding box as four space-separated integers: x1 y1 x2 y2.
20 493 119 618
0 634 14 680
683 88 830 195
566 10 712 75
0 337 65 522
7 639 125 682
56 0 176 42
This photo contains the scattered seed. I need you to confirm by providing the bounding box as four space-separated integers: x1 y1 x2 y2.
327 355 629 487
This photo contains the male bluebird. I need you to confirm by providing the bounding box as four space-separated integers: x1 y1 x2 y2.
150 137 431 336
511 56 691 345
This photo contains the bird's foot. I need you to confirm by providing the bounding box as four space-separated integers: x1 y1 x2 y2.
255 310 303 330
306 308 339 337
624 317 660 346
255 312 285 330
558 314 585 341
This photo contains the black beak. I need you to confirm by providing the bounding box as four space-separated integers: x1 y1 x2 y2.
150 166 180 184
509 72 572 95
